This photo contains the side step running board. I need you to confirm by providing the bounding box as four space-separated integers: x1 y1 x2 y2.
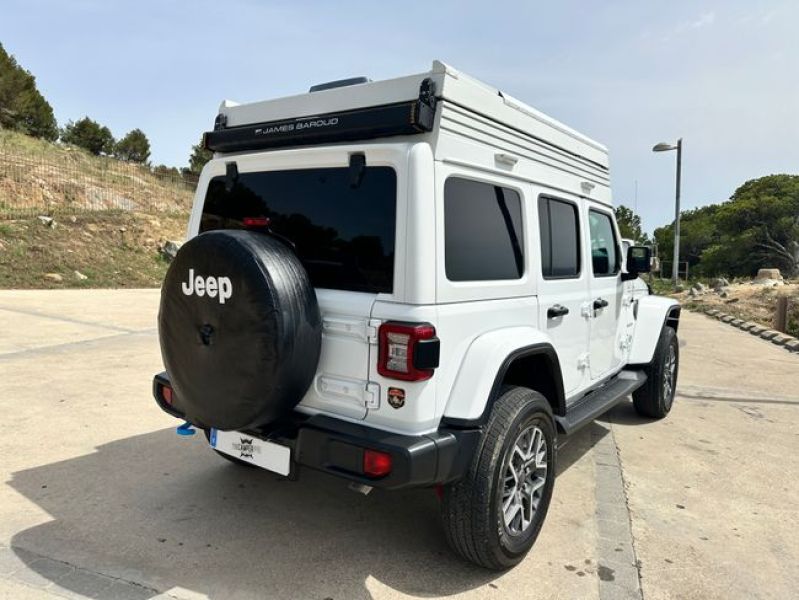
555 370 647 436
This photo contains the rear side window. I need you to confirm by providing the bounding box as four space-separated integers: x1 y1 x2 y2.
538 197 580 278
444 177 524 281
589 209 620 276
200 166 396 294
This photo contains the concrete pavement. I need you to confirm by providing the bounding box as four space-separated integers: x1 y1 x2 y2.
0 289 797 599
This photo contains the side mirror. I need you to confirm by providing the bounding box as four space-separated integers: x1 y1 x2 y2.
621 246 651 281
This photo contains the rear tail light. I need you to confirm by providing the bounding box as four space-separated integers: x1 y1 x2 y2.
161 384 174 405
363 449 392 478
377 322 439 381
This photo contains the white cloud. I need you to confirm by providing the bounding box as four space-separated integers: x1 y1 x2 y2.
673 11 716 34
689 11 716 29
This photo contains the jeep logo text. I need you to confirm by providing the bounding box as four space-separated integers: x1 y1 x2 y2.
181 268 232 304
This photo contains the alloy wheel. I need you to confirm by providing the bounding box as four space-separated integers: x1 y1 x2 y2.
500 425 548 536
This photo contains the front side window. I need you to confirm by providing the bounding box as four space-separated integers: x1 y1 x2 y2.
588 209 620 276
200 166 397 293
444 177 524 281
538 197 580 278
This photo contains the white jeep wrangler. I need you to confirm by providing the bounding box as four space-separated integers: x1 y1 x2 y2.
153 61 680 570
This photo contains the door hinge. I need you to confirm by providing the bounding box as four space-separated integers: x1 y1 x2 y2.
619 334 632 351
364 382 380 409
317 376 380 410
577 353 590 370
580 303 593 319
366 319 381 344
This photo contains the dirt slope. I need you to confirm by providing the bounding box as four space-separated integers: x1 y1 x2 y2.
0 212 185 289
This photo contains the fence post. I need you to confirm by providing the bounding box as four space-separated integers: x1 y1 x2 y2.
774 296 789 333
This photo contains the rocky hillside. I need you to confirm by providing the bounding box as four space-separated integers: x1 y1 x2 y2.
0 212 186 289
0 129 194 216
0 129 196 288
677 274 799 338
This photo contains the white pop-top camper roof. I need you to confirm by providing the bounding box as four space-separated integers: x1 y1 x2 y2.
205 61 608 171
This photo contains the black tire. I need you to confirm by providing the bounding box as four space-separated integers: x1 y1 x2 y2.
201 429 255 467
633 326 679 418
158 230 322 431
441 386 556 570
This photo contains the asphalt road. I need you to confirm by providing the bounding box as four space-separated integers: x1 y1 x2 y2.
1 289 797 600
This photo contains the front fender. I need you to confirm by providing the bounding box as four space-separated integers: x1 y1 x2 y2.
442 327 559 423
628 295 680 365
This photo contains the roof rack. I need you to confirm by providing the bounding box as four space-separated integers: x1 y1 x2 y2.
204 78 437 154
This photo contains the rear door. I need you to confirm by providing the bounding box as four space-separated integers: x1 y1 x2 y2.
586 205 624 379
197 156 399 420
536 193 591 396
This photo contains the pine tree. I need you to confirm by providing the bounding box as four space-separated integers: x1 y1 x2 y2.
61 117 115 155
188 138 212 174
115 128 151 162
0 43 58 140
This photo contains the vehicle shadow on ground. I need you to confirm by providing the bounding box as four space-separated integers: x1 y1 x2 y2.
9 424 603 599
599 399 657 427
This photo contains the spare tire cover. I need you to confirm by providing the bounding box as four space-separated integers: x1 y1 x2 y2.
158 230 322 431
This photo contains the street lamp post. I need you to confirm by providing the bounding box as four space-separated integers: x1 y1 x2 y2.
653 139 683 287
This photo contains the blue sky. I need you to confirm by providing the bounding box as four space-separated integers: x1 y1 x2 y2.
2 0 797 233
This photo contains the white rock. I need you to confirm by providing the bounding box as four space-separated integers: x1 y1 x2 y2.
752 278 784 287
712 277 729 290
160 240 183 261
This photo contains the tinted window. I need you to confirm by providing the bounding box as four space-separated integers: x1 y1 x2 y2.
444 178 524 281
539 197 580 278
200 167 396 293
589 209 619 276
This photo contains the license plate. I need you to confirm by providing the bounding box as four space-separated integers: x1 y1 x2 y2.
209 429 291 476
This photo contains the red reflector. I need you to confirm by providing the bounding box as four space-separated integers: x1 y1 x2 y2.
242 216 270 228
161 385 173 405
363 449 392 478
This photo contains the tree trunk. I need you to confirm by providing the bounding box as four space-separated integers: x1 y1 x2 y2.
788 240 799 277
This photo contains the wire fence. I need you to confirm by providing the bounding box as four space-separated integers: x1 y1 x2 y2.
0 151 198 219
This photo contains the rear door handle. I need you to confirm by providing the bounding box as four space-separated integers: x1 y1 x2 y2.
547 304 570 319
593 298 609 310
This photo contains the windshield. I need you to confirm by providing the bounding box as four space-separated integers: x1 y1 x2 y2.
200 166 397 294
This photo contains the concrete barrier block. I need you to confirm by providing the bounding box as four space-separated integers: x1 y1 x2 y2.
760 330 779 340
721 315 735 323
755 268 782 281
731 319 744 327
706 309 720 316
785 339 799 352
739 322 757 331
749 325 766 335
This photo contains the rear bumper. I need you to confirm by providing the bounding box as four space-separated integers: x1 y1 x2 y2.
153 372 480 490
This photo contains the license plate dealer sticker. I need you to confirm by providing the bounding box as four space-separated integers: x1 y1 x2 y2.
209 429 291 476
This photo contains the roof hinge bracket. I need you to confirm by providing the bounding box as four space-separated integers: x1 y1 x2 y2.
414 78 438 131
